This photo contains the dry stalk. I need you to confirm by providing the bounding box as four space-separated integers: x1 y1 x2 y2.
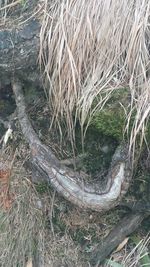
39 0 150 155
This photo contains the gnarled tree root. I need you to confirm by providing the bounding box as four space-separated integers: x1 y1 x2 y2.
12 79 132 212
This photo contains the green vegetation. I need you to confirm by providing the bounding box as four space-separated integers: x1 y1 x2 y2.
35 182 50 194
90 89 129 141
91 108 125 140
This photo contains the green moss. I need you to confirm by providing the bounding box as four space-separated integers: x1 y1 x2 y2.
74 125 118 176
90 88 129 141
90 88 150 144
91 108 125 140
35 182 50 194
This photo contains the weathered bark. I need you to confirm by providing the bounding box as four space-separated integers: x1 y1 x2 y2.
12 79 132 212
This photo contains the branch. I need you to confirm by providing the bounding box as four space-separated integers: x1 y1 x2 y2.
90 212 149 266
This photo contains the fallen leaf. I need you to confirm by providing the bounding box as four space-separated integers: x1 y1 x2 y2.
114 237 129 253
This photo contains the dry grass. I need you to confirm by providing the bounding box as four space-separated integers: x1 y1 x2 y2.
122 235 150 267
39 0 150 154
0 159 149 267
0 0 20 10
0 0 41 27
105 235 150 267
0 0 149 155
0 153 85 267
0 0 21 22
0 1 150 266
0 163 44 267
0 142 149 267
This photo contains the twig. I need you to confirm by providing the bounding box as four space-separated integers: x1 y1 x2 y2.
0 0 21 11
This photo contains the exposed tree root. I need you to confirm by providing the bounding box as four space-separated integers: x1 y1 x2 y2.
12 79 132 212
90 212 149 266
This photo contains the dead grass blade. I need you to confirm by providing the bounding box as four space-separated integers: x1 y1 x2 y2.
39 0 150 155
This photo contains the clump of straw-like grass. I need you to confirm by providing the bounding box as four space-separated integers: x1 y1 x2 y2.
39 0 150 154
121 235 150 267
101 235 150 266
0 0 40 26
